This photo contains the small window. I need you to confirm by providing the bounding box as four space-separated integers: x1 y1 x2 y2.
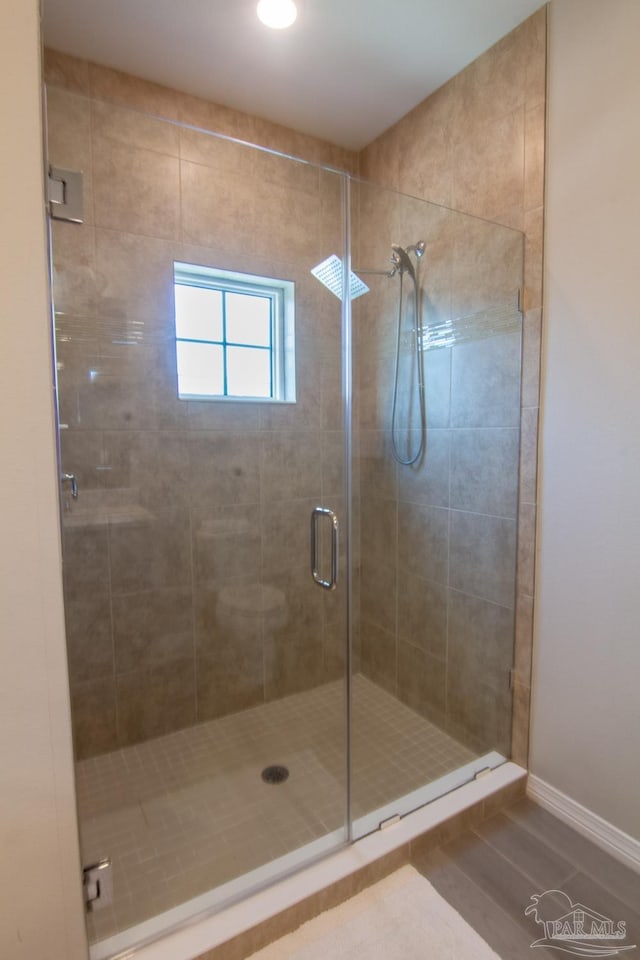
173 262 295 402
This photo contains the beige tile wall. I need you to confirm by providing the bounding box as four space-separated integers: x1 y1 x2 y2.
358 7 547 764
46 50 356 758
353 181 523 756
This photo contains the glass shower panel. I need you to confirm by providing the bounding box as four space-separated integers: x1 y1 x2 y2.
350 178 523 838
48 85 349 952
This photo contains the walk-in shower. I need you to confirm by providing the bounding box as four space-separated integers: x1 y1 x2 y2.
46 64 523 960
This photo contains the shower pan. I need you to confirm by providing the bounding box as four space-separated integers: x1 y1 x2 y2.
47 80 523 960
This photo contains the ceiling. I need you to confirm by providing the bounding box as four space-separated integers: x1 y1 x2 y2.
42 0 544 150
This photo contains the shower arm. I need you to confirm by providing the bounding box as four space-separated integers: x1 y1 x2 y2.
355 242 424 281
353 266 398 278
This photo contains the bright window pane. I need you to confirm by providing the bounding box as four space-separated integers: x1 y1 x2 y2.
175 284 223 342
227 347 271 398
177 341 223 396
226 293 271 347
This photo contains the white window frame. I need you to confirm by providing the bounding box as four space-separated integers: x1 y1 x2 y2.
173 261 296 403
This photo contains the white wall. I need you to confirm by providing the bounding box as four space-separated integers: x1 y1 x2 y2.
0 1 88 956
531 0 640 840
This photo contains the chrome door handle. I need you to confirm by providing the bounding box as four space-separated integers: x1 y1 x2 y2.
310 507 339 591
61 473 78 499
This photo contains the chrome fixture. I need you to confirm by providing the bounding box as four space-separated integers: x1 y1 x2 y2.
311 254 369 301
357 266 398 278
407 240 426 259
358 243 424 280
83 859 113 911
48 166 84 223
61 472 78 499
390 241 426 465
390 243 416 282
310 506 339 591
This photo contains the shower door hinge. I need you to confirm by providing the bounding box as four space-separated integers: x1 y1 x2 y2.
517 288 523 313
83 859 113 912
48 166 84 223
509 667 516 691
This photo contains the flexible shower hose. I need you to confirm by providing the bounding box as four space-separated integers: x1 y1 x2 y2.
390 266 426 465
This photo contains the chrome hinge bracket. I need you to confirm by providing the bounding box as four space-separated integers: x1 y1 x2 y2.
83 859 113 912
48 166 84 223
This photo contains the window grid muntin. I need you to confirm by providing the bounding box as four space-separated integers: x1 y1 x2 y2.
175 281 276 399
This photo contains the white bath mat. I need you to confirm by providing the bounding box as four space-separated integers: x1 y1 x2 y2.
248 864 502 960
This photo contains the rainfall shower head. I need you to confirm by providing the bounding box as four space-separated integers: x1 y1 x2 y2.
311 255 369 301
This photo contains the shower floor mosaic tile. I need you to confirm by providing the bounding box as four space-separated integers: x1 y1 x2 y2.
76 674 476 944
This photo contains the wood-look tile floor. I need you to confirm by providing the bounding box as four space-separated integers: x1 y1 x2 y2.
412 797 640 960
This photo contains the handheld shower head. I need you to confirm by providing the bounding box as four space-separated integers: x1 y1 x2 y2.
389 239 426 466
390 243 416 282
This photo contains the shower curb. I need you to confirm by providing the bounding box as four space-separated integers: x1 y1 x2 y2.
115 763 526 960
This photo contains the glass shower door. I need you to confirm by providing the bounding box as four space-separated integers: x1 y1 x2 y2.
48 82 350 953
350 178 523 838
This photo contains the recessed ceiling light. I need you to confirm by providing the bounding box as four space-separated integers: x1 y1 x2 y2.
257 0 297 30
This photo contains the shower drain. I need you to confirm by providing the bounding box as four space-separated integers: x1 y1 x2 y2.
261 765 290 785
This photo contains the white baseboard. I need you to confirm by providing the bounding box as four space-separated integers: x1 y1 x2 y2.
527 774 640 873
